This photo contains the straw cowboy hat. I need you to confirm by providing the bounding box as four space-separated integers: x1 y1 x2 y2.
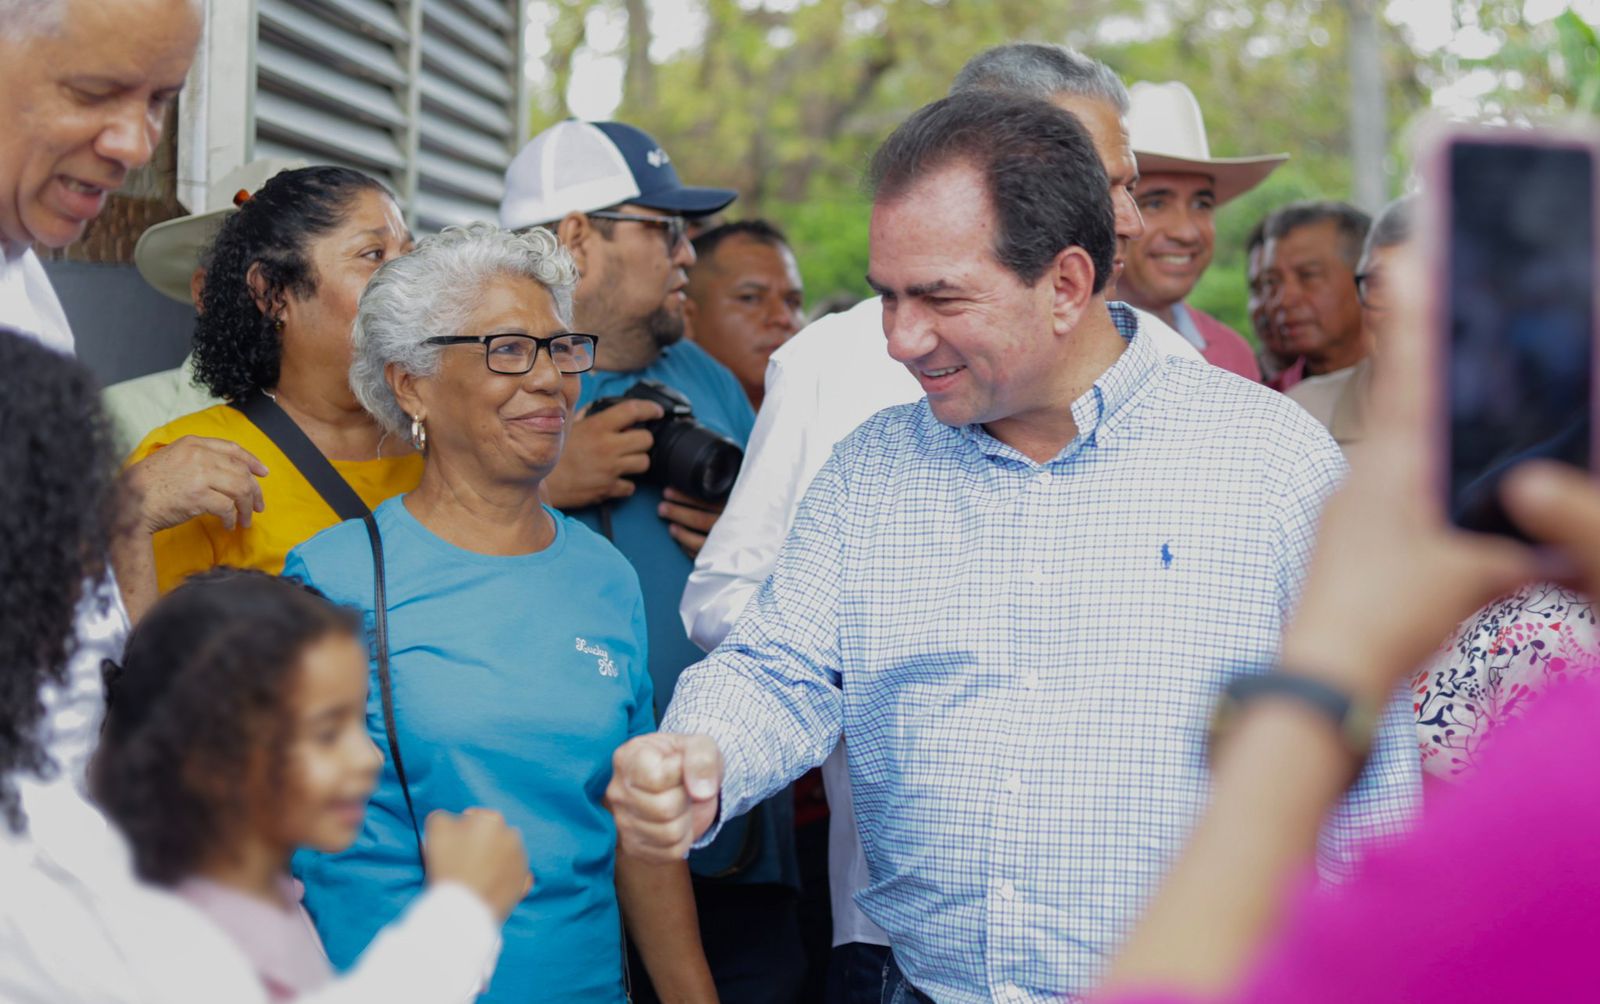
134 157 308 303
1126 81 1288 205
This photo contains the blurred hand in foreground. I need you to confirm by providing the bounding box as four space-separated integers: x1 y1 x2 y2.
1279 246 1538 704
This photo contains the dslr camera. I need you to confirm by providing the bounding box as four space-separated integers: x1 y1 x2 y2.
587 380 744 502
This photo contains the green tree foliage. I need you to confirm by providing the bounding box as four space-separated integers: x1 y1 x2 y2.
529 0 1598 331
1091 0 1427 334
1441 5 1600 119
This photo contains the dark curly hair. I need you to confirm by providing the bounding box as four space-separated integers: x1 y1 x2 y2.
91 568 360 884
192 166 390 402
0 330 118 833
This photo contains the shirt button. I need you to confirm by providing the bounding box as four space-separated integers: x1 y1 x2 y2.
1003 773 1022 795
1021 672 1039 690
1028 565 1048 584
998 879 1016 901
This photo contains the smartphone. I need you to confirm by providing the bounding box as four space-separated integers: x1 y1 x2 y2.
1424 124 1600 541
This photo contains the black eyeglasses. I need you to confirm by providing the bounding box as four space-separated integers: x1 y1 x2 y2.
1354 270 1387 310
587 210 688 251
424 333 600 375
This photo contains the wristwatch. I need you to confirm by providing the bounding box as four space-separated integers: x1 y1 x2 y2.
1208 671 1379 773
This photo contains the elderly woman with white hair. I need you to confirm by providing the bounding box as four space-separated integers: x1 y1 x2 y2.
283 224 717 1003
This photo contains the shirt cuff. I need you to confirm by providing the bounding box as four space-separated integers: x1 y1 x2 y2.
661 713 761 848
402 883 503 994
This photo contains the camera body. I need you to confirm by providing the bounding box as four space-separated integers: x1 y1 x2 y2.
587 379 745 502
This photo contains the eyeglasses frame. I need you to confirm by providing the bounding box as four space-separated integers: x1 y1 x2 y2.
422 332 601 375
586 210 689 251
1354 271 1385 309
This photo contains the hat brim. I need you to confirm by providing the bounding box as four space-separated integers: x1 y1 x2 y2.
630 184 739 217
134 208 234 304
1132 153 1289 206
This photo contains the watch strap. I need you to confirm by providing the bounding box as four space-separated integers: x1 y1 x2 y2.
1211 671 1378 770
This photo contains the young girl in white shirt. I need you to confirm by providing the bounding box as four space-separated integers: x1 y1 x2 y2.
92 567 528 1002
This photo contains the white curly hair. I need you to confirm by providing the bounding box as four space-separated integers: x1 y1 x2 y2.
349 222 580 437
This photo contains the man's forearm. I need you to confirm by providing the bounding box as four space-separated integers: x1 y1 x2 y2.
615 848 717 1003
107 527 158 624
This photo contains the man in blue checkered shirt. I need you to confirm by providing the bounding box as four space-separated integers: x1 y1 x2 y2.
608 92 1419 1004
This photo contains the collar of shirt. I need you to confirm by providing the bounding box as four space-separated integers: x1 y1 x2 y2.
1169 300 1209 352
0 248 76 355
957 301 1160 467
584 343 678 388
178 875 331 997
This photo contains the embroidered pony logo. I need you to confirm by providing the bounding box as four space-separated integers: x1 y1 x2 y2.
1160 542 1174 569
575 637 619 678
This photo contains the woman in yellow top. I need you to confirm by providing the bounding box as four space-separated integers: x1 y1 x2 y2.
126 166 420 598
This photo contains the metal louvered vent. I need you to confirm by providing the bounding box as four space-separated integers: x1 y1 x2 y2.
416 0 525 231
251 0 527 232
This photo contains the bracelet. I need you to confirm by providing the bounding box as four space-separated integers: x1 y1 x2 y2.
1208 671 1378 775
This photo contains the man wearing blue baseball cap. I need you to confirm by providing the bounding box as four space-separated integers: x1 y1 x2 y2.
500 122 804 1003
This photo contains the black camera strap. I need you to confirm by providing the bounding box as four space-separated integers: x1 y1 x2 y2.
229 392 425 867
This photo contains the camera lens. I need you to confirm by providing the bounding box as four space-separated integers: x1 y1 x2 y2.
653 421 744 502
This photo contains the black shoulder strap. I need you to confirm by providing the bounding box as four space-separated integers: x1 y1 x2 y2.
363 512 425 868
228 393 423 865
230 392 370 522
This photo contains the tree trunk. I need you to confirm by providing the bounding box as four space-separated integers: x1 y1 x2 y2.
1345 0 1387 211
623 0 657 112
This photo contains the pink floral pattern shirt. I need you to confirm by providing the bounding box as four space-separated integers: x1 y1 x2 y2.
1413 582 1600 781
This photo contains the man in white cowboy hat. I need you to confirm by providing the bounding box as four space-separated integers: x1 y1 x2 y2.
101 157 306 456
1120 80 1288 381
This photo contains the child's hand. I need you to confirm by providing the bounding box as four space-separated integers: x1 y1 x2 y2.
424 808 533 921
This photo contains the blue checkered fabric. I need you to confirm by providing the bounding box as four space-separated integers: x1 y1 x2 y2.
664 303 1420 1004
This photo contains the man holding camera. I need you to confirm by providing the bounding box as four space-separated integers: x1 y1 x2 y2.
500 121 804 1004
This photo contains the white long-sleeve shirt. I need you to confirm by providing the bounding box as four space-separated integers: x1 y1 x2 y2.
0 779 500 1004
678 297 1202 947
1 249 127 796
0 249 504 1004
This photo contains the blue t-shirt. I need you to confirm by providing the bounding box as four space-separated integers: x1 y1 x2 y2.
284 496 653 1004
575 341 796 888
575 340 755 705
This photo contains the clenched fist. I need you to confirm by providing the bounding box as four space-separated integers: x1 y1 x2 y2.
424 808 533 921
605 733 724 862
